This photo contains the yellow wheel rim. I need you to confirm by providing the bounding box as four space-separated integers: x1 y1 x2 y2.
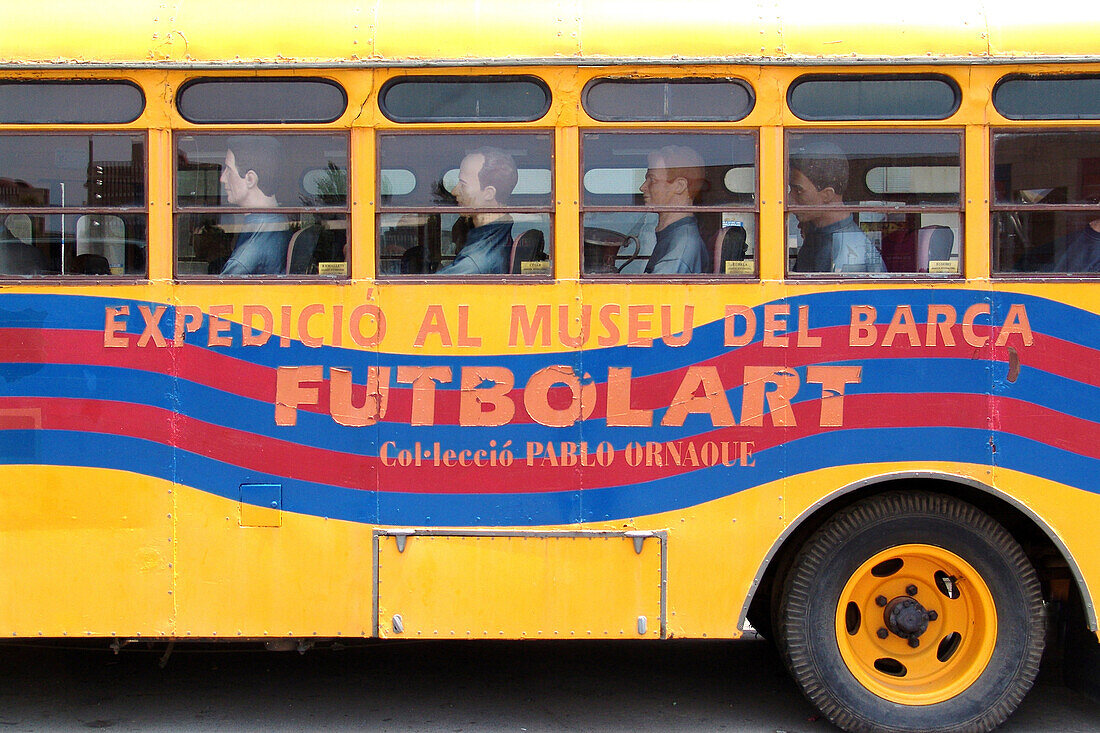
835 543 998 705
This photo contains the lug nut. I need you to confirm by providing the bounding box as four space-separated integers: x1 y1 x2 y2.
877 628 889 639
906 585 918 596
908 637 920 648
927 610 938 621
876 595 888 607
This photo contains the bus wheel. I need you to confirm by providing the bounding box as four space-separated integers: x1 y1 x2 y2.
776 492 1045 733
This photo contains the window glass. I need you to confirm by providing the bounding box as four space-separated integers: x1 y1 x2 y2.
866 166 960 195
377 132 553 277
174 133 349 277
992 130 1100 274
583 79 753 122
785 132 962 276
0 81 145 124
379 77 550 123
580 132 756 276
994 76 1100 120
0 134 146 276
176 78 347 124
788 75 960 121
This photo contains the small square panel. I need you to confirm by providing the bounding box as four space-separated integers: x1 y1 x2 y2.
239 484 282 528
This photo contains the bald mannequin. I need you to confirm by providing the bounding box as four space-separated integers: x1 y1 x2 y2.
439 147 519 275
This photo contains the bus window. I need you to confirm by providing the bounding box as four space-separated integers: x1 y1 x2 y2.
992 130 1100 274
786 131 962 276
0 81 144 124
377 132 553 277
788 74 960 121
379 76 550 123
582 78 754 122
0 133 146 277
176 78 347 124
993 75 1100 120
580 131 757 277
174 133 349 278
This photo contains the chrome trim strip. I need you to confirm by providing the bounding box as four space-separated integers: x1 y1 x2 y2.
5 56 1100 70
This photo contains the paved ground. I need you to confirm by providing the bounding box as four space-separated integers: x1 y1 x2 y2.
0 636 1094 731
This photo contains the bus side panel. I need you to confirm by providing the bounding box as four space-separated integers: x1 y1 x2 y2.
0 294 175 635
992 284 1100 622
172 483 376 637
1 280 1096 639
164 286 381 637
0 465 174 636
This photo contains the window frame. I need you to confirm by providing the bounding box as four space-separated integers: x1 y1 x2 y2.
374 129 556 281
578 127 760 281
0 130 150 281
171 130 352 281
783 127 966 280
989 126 1100 279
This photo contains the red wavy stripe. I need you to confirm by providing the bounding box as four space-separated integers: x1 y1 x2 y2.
0 393 1095 493
1 328 277 403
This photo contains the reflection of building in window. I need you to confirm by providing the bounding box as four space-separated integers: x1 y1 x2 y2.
0 178 49 207
75 149 146 274
0 134 148 276
87 155 144 206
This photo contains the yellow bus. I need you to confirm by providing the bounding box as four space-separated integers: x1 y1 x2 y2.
1 1 1098 730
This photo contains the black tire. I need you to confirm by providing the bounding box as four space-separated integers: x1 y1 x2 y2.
775 492 1045 733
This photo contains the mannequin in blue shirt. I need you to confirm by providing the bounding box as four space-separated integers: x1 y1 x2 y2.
1052 219 1100 272
438 147 518 275
789 140 885 274
639 145 709 274
219 136 290 276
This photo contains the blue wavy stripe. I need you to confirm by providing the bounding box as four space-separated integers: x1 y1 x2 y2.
0 426 1093 526
2 357 1096 455
1 291 1097 382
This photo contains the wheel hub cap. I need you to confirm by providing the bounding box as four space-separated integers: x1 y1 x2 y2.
884 596 930 640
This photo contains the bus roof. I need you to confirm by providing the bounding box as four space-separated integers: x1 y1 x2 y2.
3 0 1100 67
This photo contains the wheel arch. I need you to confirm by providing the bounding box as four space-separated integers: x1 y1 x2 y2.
739 471 1096 633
